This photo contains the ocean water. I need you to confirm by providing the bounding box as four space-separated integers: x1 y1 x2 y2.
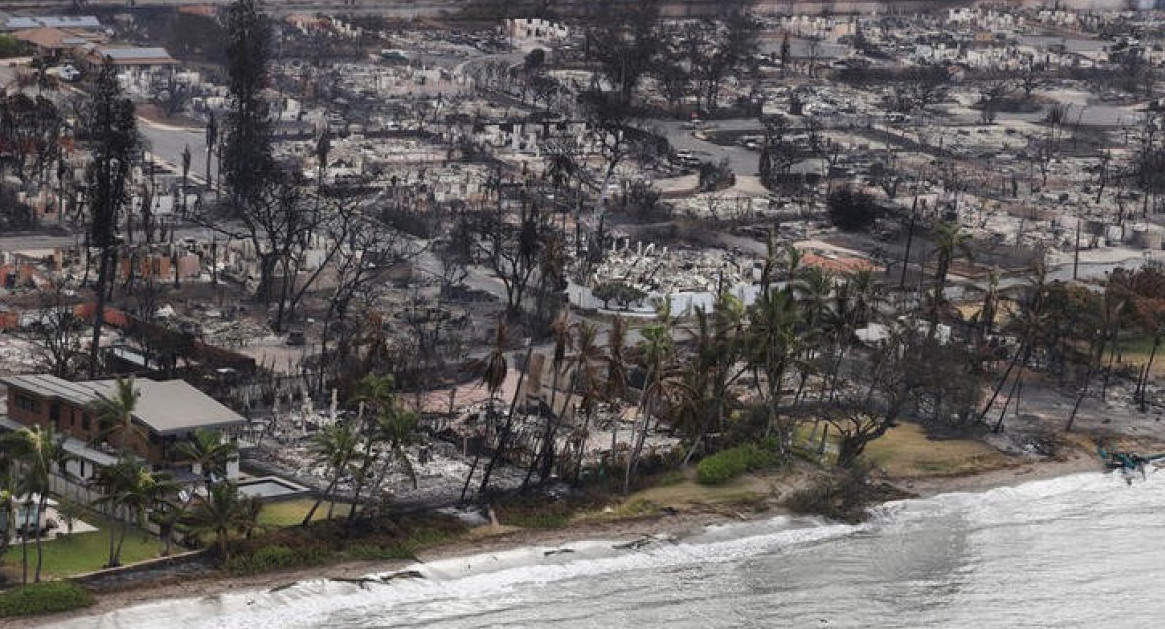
42 470 1165 629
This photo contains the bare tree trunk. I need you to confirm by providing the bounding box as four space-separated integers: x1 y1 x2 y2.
88 248 113 378
480 343 534 496
1137 335 1161 412
20 500 32 584
1066 360 1098 432
33 495 47 581
980 342 1025 426
522 364 561 490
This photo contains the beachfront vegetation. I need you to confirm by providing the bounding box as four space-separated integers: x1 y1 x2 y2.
696 443 781 485
181 482 263 563
0 581 94 618
224 514 464 575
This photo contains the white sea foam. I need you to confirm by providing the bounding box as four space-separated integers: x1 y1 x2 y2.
40 471 1165 629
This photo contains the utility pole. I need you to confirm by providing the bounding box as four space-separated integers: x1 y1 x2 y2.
1073 218 1082 280
899 195 918 289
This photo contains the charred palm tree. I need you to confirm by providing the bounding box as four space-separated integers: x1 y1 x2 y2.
461 319 509 501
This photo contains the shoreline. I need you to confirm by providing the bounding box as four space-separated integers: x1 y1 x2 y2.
12 452 1105 628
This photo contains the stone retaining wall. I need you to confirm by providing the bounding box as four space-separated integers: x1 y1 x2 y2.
72 550 214 592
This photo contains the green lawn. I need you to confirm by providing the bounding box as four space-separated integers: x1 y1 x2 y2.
1 514 165 580
865 422 1012 478
257 498 354 527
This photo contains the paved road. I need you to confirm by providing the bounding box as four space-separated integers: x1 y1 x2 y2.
140 120 212 183
651 118 765 178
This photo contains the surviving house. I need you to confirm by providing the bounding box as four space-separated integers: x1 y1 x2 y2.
0 374 246 484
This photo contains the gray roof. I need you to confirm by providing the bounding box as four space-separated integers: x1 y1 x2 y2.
1 374 106 406
131 379 245 435
1 374 245 436
5 16 100 30
98 47 175 62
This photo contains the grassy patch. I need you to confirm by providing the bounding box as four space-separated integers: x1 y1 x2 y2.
494 501 572 529
2 514 165 580
0 581 94 618
696 442 780 485
622 474 768 510
256 499 355 528
864 422 1012 478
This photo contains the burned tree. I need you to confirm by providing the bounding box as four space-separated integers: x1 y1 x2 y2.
84 58 139 377
586 0 662 103
222 0 275 210
680 12 759 113
470 188 556 317
30 278 87 379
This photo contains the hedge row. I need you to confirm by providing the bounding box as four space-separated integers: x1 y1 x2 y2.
696 443 780 485
225 528 462 575
0 581 95 618
223 545 331 575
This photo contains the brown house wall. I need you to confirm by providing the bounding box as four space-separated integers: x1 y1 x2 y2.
5 387 157 463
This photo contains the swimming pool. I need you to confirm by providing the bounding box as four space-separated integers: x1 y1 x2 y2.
236 476 311 500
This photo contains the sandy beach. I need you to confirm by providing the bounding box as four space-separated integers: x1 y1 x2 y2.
9 451 1109 629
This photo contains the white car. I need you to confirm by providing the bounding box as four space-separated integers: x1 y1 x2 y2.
57 65 80 82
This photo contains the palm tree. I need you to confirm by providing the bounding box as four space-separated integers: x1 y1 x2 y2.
566 320 606 484
361 402 419 513
2 424 70 582
92 456 174 568
1067 290 1126 431
545 150 579 230
625 316 675 495
173 428 237 490
603 316 630 466
89 376 147 455
523 309 573 489
783 245 803 282
479 333 537 497
182 482 259 564
748 286 802 449
794 266 833 336
0 485 14 574
822 271 882 403
461 318 509 501
116 466 177 564
980 263 1048 431
301 421 358 526
164 428 236 551
344 374 418 526
346 374 403 526
976 267 1000 339
92 456 137 568
929 222 973 324
707 292 748 433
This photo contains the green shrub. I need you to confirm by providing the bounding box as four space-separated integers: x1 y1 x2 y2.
0 35 26 59
0 581 95 618
346 543 412 561
494 503 571 529
225 545 331 574
696 443 780 485
504 511 570 529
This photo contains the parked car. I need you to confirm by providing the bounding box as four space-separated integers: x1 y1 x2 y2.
58 65 80 82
